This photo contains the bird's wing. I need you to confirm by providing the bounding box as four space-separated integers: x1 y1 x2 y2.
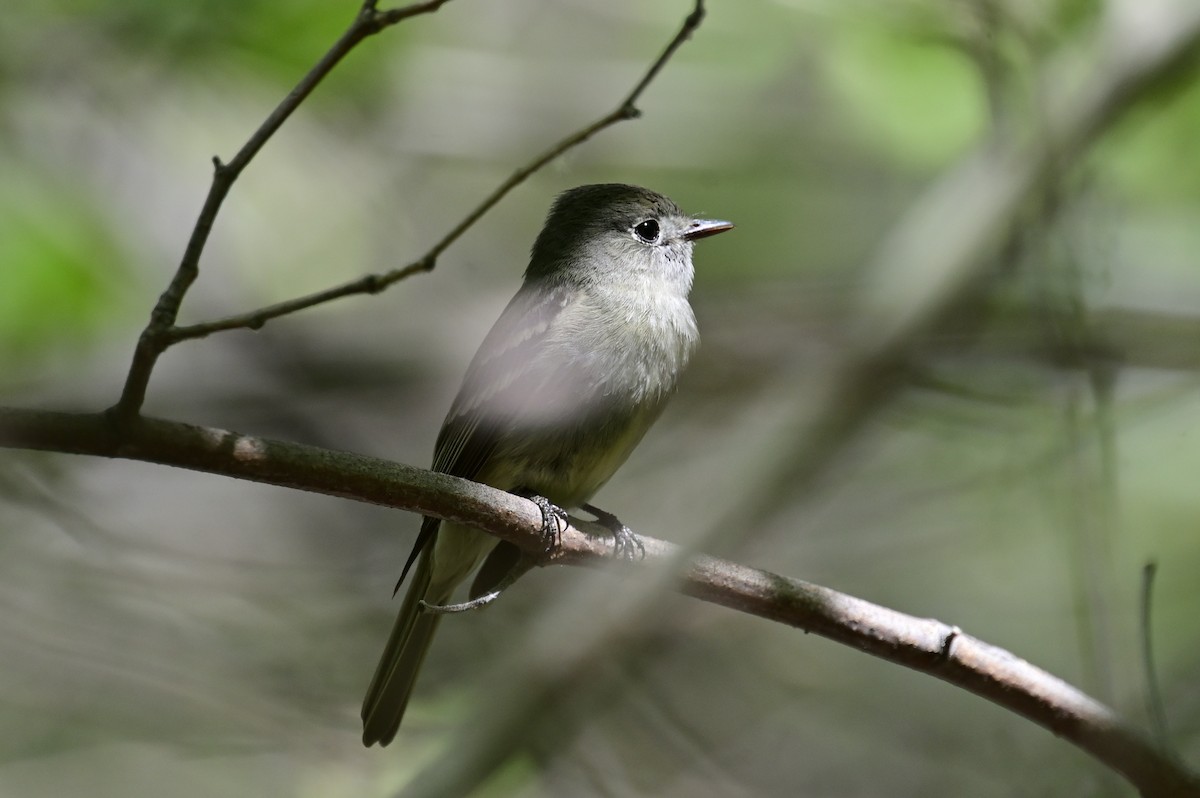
433 280 577 479
395 280 576 587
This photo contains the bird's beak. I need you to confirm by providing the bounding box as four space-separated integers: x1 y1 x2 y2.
683 218 735 241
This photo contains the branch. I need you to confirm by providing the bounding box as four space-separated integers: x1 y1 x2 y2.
111 0 455 422
1 406 1195 797
167 0 707 343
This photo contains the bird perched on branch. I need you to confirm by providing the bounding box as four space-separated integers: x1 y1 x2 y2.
361 183 733 747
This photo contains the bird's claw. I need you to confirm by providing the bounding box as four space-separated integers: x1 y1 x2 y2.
610 523 645 561
420 592 501 615
516 490 569 554
581 502 645 561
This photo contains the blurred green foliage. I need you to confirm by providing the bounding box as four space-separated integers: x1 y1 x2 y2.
826 26 985 166
0 168 130 361
1105 75 1200 201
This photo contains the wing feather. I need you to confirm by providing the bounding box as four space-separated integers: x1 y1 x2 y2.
396 281 574 586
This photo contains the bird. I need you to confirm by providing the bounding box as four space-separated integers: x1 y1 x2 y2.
361 183 733 747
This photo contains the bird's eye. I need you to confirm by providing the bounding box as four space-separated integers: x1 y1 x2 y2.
633 219 660 243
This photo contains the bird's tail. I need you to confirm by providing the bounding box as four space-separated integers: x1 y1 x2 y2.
361 546 447 747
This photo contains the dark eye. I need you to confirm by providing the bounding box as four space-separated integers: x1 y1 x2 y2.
633 219 660 243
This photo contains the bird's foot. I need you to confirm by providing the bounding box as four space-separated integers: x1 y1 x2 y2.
420 592 501 614
514 489 570 554
420 553 535 615
581 502 645 561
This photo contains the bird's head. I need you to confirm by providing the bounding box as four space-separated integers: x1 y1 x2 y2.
526 183 733 294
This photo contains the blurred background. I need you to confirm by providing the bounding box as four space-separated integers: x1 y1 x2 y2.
3 0 1200 795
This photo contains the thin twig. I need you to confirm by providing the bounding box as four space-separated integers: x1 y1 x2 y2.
167 0 708 344
1141 561 1171 748
1 405 1197 798
109 0 454 422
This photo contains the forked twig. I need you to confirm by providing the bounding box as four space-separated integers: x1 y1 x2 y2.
110 0 454 421
111 0 708 421
167 1 707 341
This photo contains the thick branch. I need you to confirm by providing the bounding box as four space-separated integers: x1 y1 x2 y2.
1 407 1195 797
111 0 454 421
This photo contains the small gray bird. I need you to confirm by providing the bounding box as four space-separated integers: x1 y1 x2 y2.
361 184 732 747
